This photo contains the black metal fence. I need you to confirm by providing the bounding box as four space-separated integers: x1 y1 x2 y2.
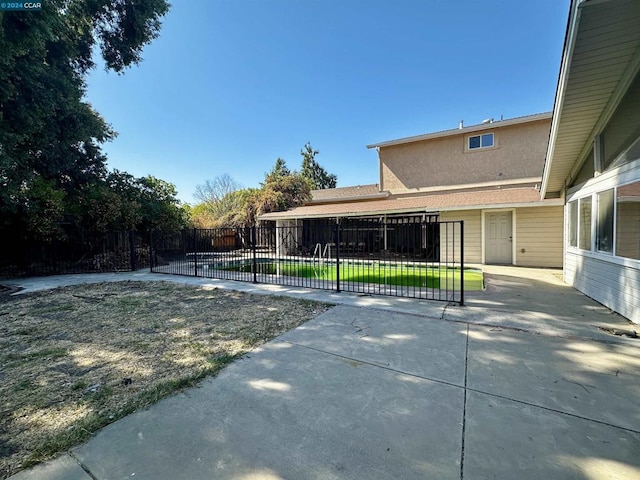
151 219 465 304
0 230 149 278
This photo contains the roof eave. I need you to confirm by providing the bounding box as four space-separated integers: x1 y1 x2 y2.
541 0 587 198
258 199 563 221
308 192 390 204
367 112 552 150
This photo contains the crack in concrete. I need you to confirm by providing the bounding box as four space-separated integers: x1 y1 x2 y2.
69 451 98 480
465 387 640 435
460 323 470 480
285 334 640 438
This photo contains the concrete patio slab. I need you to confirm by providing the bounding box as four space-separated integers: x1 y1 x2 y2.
72 341 464 480
445 265 635 342
466 324 640 432
278 304 468 386
4 271 448 319
463 390 640 480
7 454 90 480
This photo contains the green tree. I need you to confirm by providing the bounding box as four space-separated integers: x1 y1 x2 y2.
69 171 188 233
263 157 291 185
299 142 337 190
0 0 170 237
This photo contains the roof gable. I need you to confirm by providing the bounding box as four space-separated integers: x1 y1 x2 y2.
542 0 640 197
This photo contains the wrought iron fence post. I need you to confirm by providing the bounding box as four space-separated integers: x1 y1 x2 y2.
252 225 258 283
193 227 199 277
129 230 137 271
334 221 341 293
460 221 465 306
149 231 155 270
52 237 58 275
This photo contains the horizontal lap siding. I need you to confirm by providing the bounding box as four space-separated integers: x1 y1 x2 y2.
565 252 640 324
516 206 564 267
439 210 482 264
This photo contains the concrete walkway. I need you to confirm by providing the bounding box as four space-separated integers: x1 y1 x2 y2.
6 267 640 479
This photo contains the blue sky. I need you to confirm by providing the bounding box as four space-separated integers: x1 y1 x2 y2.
86 0 570 204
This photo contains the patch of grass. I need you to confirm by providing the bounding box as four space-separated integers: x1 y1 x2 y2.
4 347 68 367
71 380 87 391
0 281 330 478
226 262 484 291
32 305 75 315
23 357 240 469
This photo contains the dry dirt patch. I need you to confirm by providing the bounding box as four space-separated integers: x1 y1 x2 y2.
0 281 331 478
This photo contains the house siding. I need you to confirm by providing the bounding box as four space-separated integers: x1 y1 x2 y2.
379 119 551 193
515 206 564 267
439 210 482 264
565 252 640 324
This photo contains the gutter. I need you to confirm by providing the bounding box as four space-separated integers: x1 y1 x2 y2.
308 192 390 204
258 199 564 221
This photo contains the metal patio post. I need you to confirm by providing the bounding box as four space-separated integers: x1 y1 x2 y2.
252 225 258 283
460 221 465 306
334 221 341 293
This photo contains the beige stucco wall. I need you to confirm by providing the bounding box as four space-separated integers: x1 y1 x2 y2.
439 210 482 264
380 119 551 193
515 206 564 268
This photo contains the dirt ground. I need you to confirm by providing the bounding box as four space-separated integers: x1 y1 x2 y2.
0 281 331 479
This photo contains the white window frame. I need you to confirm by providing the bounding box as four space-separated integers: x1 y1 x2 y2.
566 157 640 268
467 132 495 151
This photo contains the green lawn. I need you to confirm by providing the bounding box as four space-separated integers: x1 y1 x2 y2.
226 261 484 291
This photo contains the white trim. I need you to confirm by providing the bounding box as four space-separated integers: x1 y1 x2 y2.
543 1 640 197
564 161 640 268
565 246 640 270
466 132 495 151
388 177 542 195
308 192 389 204
541 0 585 197
258 200 563 221
567 158 640 200
594 135 603 176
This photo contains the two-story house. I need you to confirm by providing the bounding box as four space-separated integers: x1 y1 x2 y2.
261 113 564 268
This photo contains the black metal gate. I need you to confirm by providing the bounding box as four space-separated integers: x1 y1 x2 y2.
151 219 465 304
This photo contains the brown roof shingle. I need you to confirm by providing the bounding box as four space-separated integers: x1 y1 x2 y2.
310 184 384 202
260 187 561 220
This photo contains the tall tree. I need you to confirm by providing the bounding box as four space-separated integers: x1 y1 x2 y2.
194 174 242 206
193 174 243 222
299 142 337 190
0 0 170 237
263 157 291 185
71 171 188 233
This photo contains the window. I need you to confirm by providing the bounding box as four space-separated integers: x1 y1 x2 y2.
579 197 592 250
468 133 494 150
616 181 640 260
596 190 614 253
568 201 577 247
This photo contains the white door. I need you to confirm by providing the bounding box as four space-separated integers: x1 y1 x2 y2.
485 211 513 264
